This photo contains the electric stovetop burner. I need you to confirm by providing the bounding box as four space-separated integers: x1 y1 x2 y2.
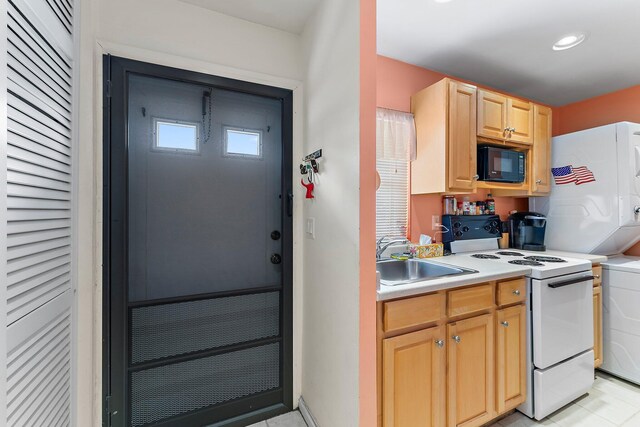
509 259 544 266
524 256 567 263
496 251 524 256
471 254 500 259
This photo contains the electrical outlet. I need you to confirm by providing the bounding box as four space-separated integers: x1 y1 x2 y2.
306 217 316 239
432 215 440 231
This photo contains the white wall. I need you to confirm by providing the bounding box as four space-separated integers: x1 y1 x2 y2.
300 0 361 425
76 1 305 425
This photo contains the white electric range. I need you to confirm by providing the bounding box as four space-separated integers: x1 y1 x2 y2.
453 244 596 420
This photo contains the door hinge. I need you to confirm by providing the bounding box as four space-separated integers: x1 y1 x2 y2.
105 80 112 98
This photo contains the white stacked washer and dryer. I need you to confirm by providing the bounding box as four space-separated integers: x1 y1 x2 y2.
531 122 640 389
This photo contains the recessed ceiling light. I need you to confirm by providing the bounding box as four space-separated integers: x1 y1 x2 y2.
434 0 453 3
553 33 586 51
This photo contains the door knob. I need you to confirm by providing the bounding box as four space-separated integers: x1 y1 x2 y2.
634 206 640 215
536 179 542 184
501 321 509 327
270 254 282 264
473 175 480 180
435 339 444 348
513 289 521 296
271 230 281 240
452 335 461 343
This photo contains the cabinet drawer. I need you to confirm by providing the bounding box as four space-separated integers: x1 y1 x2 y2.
497 278 526 307
447 283 494 317
593 265 602 287
383 293 445 333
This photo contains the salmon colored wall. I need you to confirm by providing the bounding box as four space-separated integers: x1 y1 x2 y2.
376 55 528 242
553 84 640 256
359 0 377 425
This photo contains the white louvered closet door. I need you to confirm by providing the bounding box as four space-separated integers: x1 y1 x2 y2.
3 0 74 425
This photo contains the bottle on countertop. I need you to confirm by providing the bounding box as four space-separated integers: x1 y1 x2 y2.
486 193 496 215
462 196 470 215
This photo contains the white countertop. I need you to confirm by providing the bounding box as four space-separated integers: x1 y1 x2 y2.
377 255 531 301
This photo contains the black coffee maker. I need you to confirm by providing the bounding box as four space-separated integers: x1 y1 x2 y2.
508 212 547 251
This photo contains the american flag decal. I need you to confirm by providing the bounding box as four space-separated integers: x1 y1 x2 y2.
552 165 576 184
573 166 596 185
551 165 596 185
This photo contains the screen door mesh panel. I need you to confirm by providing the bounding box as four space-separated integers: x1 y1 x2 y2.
130 292 279 364
130 343 280 426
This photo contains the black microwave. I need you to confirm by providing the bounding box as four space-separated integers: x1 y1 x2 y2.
477 146 525 183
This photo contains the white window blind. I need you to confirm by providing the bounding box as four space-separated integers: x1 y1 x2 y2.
376 108 415 241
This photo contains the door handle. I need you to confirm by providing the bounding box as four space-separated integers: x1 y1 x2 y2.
548 275 594 288
452 335 461 344
501 321 509 327
435 339 444 348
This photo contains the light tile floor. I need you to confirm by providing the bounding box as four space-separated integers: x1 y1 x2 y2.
251 372 640 427
490 372 640 427
248 410 307 427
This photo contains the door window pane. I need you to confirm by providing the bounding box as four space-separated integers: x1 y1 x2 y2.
154 119 199 152
224 127 262 158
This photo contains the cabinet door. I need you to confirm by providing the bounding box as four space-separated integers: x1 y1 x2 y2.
594 286 603 368
496 305 527 414
507 99 533 144
477 90 507 140
448 81 478 191
447 313 495 427
383 326 446 427
531 104 552 194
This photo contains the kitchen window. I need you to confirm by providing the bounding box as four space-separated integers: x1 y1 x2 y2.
153 118 200 153
376 108 416 241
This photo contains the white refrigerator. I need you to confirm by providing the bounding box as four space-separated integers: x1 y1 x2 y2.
530 122 640 255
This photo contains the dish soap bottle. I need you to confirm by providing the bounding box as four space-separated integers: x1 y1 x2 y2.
486 193 495 215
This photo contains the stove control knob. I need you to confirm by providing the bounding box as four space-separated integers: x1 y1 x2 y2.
462 226 470 232
490 220 499 228
455 231 463 238
453 222 461 229
484 225 491 231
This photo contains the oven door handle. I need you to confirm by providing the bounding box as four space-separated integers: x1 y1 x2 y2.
548 275 595 289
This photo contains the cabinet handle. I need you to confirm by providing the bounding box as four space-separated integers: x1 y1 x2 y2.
435 339 444 348
536 179 542 184
501 321 509 327
511 127 516 132
594 274 600 279
473 175 480 180
452 335 461 343
513 289 521 296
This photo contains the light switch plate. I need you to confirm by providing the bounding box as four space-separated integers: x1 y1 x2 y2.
306 217 316 239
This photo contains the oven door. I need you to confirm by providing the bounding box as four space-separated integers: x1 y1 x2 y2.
532 272 594 369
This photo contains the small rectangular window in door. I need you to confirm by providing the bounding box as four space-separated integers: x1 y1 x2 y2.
154 118 200 153
224 126 263 159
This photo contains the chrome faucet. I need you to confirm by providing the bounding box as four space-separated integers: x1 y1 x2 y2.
376 236 409 260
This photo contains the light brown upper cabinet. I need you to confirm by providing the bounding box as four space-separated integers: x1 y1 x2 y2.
411 78 478 194
477 90 508 140
477 89 533 144
531 105 552 194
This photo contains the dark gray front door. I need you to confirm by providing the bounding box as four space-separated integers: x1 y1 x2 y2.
104 56 293 427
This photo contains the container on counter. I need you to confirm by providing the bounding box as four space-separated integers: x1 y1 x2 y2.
462 197 471 215
476 202 485 215
443 195 456 215
486 193 496 215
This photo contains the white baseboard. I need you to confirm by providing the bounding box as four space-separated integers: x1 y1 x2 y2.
298 397 319 427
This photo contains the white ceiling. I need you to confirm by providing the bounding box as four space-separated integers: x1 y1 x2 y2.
377 0 640 106
179 0 320 34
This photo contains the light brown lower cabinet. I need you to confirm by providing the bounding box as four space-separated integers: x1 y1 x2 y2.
382 326 446 427
447 313 496 427
379 278 529 427
593 286 603 368
496 305 527 413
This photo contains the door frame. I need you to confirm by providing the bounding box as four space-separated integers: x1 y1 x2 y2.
102 55 294 426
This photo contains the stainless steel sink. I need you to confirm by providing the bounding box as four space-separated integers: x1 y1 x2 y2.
377 258 477 286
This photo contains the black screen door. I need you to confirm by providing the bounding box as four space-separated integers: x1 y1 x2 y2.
104 56 293 427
